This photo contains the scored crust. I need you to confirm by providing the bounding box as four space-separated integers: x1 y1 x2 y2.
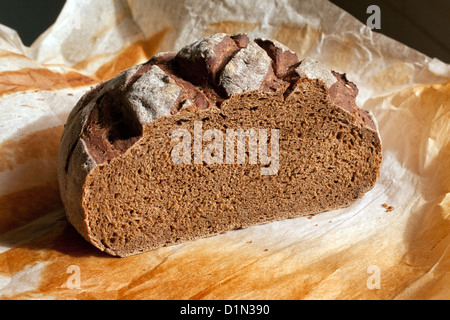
57 33 382 257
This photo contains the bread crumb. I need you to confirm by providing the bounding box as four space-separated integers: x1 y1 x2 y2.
264 248 268 251
246 240 253 244
382 203 394 212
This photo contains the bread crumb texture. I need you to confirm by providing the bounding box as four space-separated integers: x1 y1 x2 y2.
57 33 382 257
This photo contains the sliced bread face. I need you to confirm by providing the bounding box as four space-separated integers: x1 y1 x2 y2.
58 33 382 257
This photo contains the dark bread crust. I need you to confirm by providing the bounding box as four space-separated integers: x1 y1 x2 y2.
254 38 300 79
57 33 382 256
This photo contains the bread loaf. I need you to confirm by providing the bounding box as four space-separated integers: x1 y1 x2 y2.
57 33 382 257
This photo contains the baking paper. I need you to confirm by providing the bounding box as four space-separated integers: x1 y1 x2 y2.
0 0 449 300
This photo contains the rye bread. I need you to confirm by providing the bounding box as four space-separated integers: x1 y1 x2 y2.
57 33 382 257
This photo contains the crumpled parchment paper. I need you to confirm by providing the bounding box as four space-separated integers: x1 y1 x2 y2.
0 0 449 300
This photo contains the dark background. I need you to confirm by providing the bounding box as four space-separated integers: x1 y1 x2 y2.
0 0 448 63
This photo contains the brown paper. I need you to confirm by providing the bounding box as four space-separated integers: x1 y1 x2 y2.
0 0 449 300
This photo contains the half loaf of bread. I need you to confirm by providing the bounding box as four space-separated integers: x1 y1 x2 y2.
57 33 382 257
